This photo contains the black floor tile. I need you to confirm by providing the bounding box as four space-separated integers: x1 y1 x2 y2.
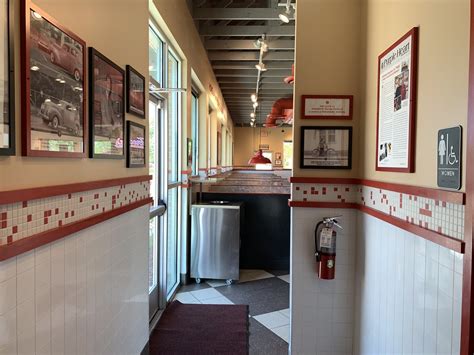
177 281 211 293
265 270 290 277
215 277 289 316
249 318 288 355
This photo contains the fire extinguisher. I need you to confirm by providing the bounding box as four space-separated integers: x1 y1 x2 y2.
314 216 342 280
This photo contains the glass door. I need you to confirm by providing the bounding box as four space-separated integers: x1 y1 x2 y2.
148 97 165 320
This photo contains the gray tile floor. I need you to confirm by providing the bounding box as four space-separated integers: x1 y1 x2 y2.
174 269 290 354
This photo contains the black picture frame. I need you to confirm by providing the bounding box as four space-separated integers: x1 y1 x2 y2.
0 0 15 156
126 121 145 168
89 47 125 159
126 65 145 118
300 126 353 169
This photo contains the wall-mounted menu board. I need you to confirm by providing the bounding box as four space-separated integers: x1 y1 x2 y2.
376 27 418 172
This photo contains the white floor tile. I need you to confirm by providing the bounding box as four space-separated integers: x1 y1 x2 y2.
278 274 290 283
206 280 228 288
254 310 290 329
200 296 234 305
239 269 274 283
174 292 200 304
271 324 290 343
278 308 290 319
190 288 222 301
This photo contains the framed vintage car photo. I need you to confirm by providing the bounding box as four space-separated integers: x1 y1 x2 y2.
20 0 87 157
89 47 125 159
126 65 145 118
300 126 352 169
126 121 145 168
0 0 14 156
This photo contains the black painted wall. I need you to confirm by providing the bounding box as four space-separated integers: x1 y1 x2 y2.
202 193 291 270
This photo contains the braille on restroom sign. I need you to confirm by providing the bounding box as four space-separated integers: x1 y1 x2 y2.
437 126 462 190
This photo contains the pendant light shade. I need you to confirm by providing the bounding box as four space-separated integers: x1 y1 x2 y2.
248 149 272 165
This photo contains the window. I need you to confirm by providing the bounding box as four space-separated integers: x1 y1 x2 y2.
149 24 164 86
191 91 199 175
167 51 180 183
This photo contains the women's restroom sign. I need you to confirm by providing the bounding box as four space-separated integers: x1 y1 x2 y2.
437 126 462 190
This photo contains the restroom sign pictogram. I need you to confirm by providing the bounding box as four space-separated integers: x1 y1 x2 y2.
437 126 462 190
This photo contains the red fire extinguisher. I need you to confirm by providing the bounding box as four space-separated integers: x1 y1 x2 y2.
314 216 342 280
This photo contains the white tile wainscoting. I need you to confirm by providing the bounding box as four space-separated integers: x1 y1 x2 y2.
290 207 463 355
290 208 357 355
0 205 149 355
354 212 462 355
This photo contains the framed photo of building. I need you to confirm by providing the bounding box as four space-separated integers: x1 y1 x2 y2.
126 121 145 168
302 95 353 120
0 0 14 156
300 126 352 169
89 47 125 159
20 0 87 157
126 65 145 118
376 27 418 172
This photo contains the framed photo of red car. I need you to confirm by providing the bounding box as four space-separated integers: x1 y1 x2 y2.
300 126 352 169
20 0 87 157
0 0 15 156
301 95 353 120
126 65 145 118
89 47 125 159
376 27 418 173
126 121 145 168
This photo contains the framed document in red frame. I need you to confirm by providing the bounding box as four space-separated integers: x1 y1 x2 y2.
376 27 418 173
301 95 353 120
20 0 87 158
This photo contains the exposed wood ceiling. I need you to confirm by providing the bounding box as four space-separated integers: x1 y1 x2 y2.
189 0 295 127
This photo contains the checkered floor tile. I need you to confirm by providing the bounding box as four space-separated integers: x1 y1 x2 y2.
175 269 290 353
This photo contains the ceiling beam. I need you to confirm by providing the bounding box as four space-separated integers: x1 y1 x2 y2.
220 83 291 90
193 8 294 21
215 68 291 77
218 77 283 83
208 51 294 61
205 39 295 50
199 25 295 37
212 62 293 70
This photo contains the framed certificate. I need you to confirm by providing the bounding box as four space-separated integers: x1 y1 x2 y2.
302 95 353 120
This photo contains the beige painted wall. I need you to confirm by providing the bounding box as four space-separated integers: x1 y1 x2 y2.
151 0 233 173
292 0 361 178
234 127 292 166
0 0 149 191
359 0 469 189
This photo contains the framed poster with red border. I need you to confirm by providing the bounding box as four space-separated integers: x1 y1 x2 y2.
20 0 87 158
301 95 353 120
376 27 418 172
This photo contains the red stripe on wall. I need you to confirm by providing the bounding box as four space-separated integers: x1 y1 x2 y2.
0 197 153 261
0 175 152 205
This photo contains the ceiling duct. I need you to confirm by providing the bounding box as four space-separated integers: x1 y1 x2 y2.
265 97 293 127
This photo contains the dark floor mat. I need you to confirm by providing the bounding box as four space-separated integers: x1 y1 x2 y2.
149 301 249 355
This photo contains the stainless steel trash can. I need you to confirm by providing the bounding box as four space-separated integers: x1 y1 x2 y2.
191 201 242 284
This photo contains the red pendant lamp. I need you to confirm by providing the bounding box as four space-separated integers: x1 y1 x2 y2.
248 149 272 165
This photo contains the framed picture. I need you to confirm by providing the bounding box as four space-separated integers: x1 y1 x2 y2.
21 0 87 157
89 47 125 159
275 159 282 165
0 0 14 156
126 121 145 168
275 152 282 160
376 27 418 172
300 126 352 169
302 95 353 120
126 65 145 118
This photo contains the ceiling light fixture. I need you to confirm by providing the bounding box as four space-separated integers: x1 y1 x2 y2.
250 112 256 118
278 0 294 23
251 93 257 102
255 62 267 71
253 102 259 109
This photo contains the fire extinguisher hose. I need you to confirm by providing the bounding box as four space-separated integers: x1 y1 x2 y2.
314 221 324 262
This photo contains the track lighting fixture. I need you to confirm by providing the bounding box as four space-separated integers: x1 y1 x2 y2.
278 0 294 23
